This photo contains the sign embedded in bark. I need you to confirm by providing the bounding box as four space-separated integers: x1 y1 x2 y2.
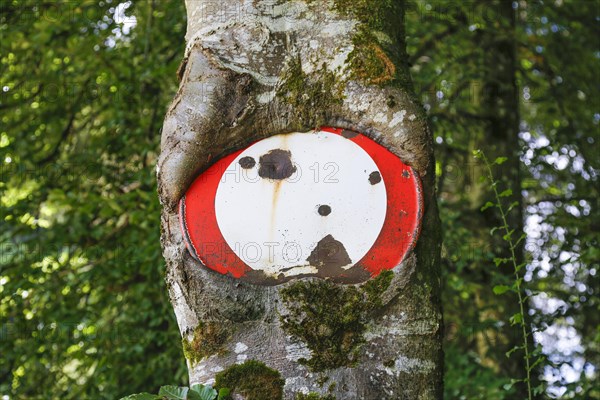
179 127 422 285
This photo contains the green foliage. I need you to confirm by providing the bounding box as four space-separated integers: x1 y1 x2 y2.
443 346 517 400
214 360 284 400
407 0 598 397
0 1 187 398
121 383 229 400
475 150 538 400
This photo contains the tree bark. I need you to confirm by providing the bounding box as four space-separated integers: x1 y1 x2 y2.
157 1 442 399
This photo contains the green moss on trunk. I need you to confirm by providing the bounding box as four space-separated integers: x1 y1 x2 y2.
277 58 344 128
279 271 393 372
305 0 409 88
181 322 231 364
215 360 284 400
348 32 396 85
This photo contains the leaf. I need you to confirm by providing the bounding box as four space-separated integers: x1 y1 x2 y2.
190 384 217 400
119 394 160 400
499 189 513 198
509 313 523 325
481 201 495 211
493 285 511 295
494 156 508 165
217 388 231 400
493 257 508 267
533 384 546 395
158 386 189 400
187 391 202 400
507 201 520 212
503 229 515 241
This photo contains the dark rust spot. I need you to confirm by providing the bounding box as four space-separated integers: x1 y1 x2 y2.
341 129 359 139
307 234 352 271
239 156 256 169
258 149 296 180
318 204 331 216
402 170 410 178
369 171 382 185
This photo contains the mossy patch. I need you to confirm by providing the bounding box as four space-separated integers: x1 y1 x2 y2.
277 58 344 128
280 271 393 372
296 393 337 400
215 360 284 400
348 31 396 85
309 0 407 87
182 321 231 364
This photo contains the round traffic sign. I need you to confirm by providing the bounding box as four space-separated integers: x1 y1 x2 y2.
179 127 423 284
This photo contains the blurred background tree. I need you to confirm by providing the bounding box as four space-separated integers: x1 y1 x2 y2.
406 0 598 398
1 0 598 399
1 1 187 398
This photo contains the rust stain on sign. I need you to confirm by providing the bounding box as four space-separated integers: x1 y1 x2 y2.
258 149 296 180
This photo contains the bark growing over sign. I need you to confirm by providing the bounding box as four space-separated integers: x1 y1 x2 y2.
157 1 442 398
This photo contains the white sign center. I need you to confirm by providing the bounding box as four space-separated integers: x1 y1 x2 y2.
215 131 387 278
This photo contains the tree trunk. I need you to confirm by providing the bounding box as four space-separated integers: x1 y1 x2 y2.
157 1 442 399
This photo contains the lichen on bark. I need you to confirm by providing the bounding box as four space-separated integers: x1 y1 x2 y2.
279 271 393 372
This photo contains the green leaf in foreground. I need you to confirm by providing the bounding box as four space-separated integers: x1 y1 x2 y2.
190 383 218 400
159 385 189 400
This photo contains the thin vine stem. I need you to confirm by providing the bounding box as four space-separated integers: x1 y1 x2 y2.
478 151 533 400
